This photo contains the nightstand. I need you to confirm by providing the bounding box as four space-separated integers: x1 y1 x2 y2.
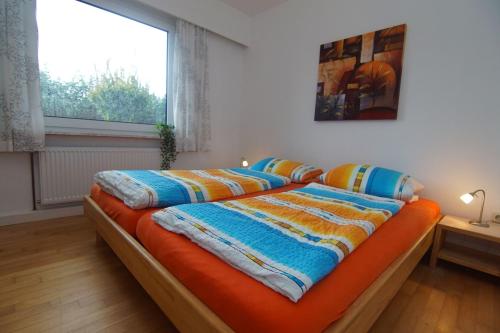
430 215 500 277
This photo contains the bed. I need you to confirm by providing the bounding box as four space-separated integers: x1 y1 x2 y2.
84 185 440 332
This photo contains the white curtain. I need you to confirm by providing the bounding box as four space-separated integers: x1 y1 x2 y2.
0 0 44 152
172 19 211 152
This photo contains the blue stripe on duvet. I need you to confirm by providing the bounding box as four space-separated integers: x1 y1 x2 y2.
174 202 339 282
120 170 191 206
230 168 290 188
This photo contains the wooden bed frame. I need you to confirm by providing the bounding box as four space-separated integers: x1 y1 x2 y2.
84 195 439 333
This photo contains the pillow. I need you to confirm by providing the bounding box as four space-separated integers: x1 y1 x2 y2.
319 163 423 202
250 157 323 183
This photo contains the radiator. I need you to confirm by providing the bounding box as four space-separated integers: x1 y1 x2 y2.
36 147 161 206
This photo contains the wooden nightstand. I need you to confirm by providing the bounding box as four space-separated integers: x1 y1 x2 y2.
430 215 500 277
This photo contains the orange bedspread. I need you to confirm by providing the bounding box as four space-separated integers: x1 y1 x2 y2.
136 198 439 333
90 183 305 237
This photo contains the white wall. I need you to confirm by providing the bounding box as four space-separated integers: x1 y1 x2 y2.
0 32 246 218
137 0 251 45
242 0 500 219
0 153 34 214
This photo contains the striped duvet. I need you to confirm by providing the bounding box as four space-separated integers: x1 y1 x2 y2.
95 168 290 209
153 183 404 302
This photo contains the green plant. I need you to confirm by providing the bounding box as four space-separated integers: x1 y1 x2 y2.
156 124 177 170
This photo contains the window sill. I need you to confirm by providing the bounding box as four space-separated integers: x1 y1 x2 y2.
44 117 160 139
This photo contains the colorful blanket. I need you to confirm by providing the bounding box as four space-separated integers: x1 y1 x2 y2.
95 169 291 209
153 183 404 302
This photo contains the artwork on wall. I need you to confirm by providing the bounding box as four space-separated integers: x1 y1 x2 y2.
315 24 406 121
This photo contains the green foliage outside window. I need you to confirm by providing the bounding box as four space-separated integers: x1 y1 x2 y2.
40 69 166 125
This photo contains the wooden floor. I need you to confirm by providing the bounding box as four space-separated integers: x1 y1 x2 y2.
0 217 498 333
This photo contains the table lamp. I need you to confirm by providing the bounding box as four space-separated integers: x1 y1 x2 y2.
460 189 490 228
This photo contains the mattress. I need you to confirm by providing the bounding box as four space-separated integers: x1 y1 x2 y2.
136 198 440 333
90 183 305 237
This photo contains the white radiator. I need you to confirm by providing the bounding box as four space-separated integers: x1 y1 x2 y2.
37 147 161 206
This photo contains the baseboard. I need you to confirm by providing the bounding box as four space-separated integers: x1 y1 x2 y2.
0 205 83 227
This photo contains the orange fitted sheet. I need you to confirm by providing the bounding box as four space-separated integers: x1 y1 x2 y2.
90 183 305 237
136 198 440 333
91 184 157 236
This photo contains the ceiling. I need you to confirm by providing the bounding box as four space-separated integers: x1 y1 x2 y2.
219 0 288 16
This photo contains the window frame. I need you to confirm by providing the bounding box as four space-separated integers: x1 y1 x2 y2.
41 0 176 138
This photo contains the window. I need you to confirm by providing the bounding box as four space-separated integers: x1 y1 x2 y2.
37 0 174 136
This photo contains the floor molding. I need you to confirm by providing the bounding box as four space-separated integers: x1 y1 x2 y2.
0 205 83 226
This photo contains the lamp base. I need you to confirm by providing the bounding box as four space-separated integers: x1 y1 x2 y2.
469 220 490 228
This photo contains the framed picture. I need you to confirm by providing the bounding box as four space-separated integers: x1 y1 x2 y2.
315 24 406 121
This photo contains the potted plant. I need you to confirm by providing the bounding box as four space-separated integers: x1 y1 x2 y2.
156 124 177 170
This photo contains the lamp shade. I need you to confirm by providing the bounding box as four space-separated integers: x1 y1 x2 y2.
460 193 474 204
